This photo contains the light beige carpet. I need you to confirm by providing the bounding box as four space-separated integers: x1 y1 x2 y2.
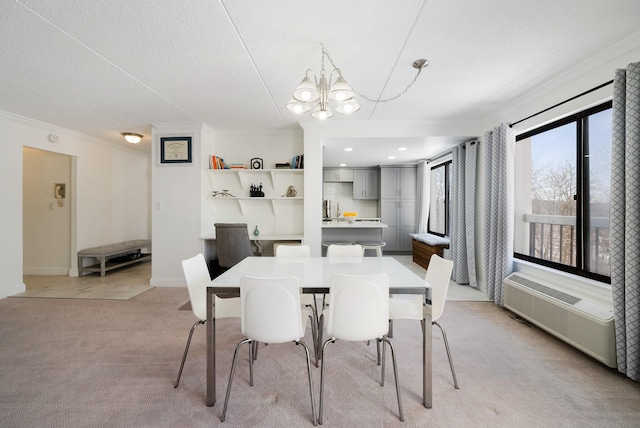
1 286 638 427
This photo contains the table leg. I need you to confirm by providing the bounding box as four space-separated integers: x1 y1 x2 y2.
206 288 216 406
423 298 433 408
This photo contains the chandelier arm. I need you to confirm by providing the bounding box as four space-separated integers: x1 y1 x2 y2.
323 47 425 103
351 68 424 103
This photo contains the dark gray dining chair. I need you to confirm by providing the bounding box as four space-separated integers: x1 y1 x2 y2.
214 223 254 272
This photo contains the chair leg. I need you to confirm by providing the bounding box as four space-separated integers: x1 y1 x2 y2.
434 321 459 389
381 337 404 422
221 338 252 422
315 313 324 367
306 306 318 365
296 340 318 426
380 339 385 386
249 341 255 386
174 320 204 388
318 338 335 425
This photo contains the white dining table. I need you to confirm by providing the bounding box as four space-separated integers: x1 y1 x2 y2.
206 256 433 408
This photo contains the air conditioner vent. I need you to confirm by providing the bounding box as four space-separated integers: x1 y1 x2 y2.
508 274 581 305
503 272 616 368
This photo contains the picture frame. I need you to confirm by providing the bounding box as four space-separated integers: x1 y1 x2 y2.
160 137 192 164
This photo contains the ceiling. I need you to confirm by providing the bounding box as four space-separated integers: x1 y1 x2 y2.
2 0 640 166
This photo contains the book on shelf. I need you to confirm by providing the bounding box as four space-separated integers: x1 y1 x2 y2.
210 156 230 169
290 154 304 169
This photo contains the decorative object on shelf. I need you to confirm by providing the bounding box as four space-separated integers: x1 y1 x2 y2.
250 183 264 197
253 225 260 236
282 186 297 197
276 162 291 169
160 136 192 164
286 45 428 120
212 189 234 197
250 158 263 169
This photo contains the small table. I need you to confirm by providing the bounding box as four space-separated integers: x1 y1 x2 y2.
206 256 433 408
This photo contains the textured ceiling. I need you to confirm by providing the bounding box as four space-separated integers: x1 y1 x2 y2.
2 0 640 165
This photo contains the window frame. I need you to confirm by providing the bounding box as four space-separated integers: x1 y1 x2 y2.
514 100 612 284
427 160 452 237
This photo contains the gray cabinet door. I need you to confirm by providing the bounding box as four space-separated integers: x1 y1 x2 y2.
323 169 354 182
353 169 379 200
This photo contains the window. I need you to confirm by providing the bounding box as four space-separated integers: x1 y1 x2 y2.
428 161 451 236
514 101 612 283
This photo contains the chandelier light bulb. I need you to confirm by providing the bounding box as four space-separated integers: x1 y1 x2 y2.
300 90 311 101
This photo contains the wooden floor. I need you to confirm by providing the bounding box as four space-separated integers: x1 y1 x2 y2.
16 261 152 300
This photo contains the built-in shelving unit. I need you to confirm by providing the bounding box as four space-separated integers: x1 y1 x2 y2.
208 168 303 189
206 168 304 217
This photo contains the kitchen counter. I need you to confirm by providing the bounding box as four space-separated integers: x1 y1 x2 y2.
322 220 387 228
322 221 387 255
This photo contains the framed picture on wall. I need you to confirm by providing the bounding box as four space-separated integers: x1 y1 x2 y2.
160 136 192 164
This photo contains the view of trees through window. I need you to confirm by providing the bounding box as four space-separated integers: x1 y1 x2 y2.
514 102 612 282
428 161 451 236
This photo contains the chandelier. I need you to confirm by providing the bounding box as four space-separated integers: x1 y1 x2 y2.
287 46 428 120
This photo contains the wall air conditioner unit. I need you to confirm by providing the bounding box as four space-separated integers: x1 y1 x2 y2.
503 272 616 368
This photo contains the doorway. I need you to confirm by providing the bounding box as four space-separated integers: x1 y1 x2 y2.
23 147 72 275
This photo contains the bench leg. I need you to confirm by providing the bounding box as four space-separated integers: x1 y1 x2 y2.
100 257 106 277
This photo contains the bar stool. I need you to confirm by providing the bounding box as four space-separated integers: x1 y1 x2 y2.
321 241 352 257
357 241 386 257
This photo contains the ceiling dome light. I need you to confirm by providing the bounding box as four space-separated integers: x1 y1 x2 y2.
122 133 143 144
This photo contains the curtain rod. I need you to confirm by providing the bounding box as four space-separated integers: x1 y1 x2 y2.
510 80 614 127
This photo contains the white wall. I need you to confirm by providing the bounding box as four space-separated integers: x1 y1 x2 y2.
150 123 206 287
0 112 150 298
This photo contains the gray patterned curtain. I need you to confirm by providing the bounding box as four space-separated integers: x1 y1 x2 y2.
450 141 478 287
611 61 640 381
483 124 515 305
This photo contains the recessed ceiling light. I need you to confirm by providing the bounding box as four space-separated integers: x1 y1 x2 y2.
388 156 396 160
344 148 353 152
398 147 407 151
340 163 346 167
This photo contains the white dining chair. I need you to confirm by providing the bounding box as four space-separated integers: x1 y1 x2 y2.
275 244 319 363
387 254 459 389
318 273 403 424
175 253 240 388
221 276 317 426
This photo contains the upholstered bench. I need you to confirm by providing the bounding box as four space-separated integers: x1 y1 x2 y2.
410 233 450 270
78 239 151 277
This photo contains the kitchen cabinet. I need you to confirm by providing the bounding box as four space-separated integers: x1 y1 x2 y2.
379 166 417 252
353 168 379 200
323 168 354 182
